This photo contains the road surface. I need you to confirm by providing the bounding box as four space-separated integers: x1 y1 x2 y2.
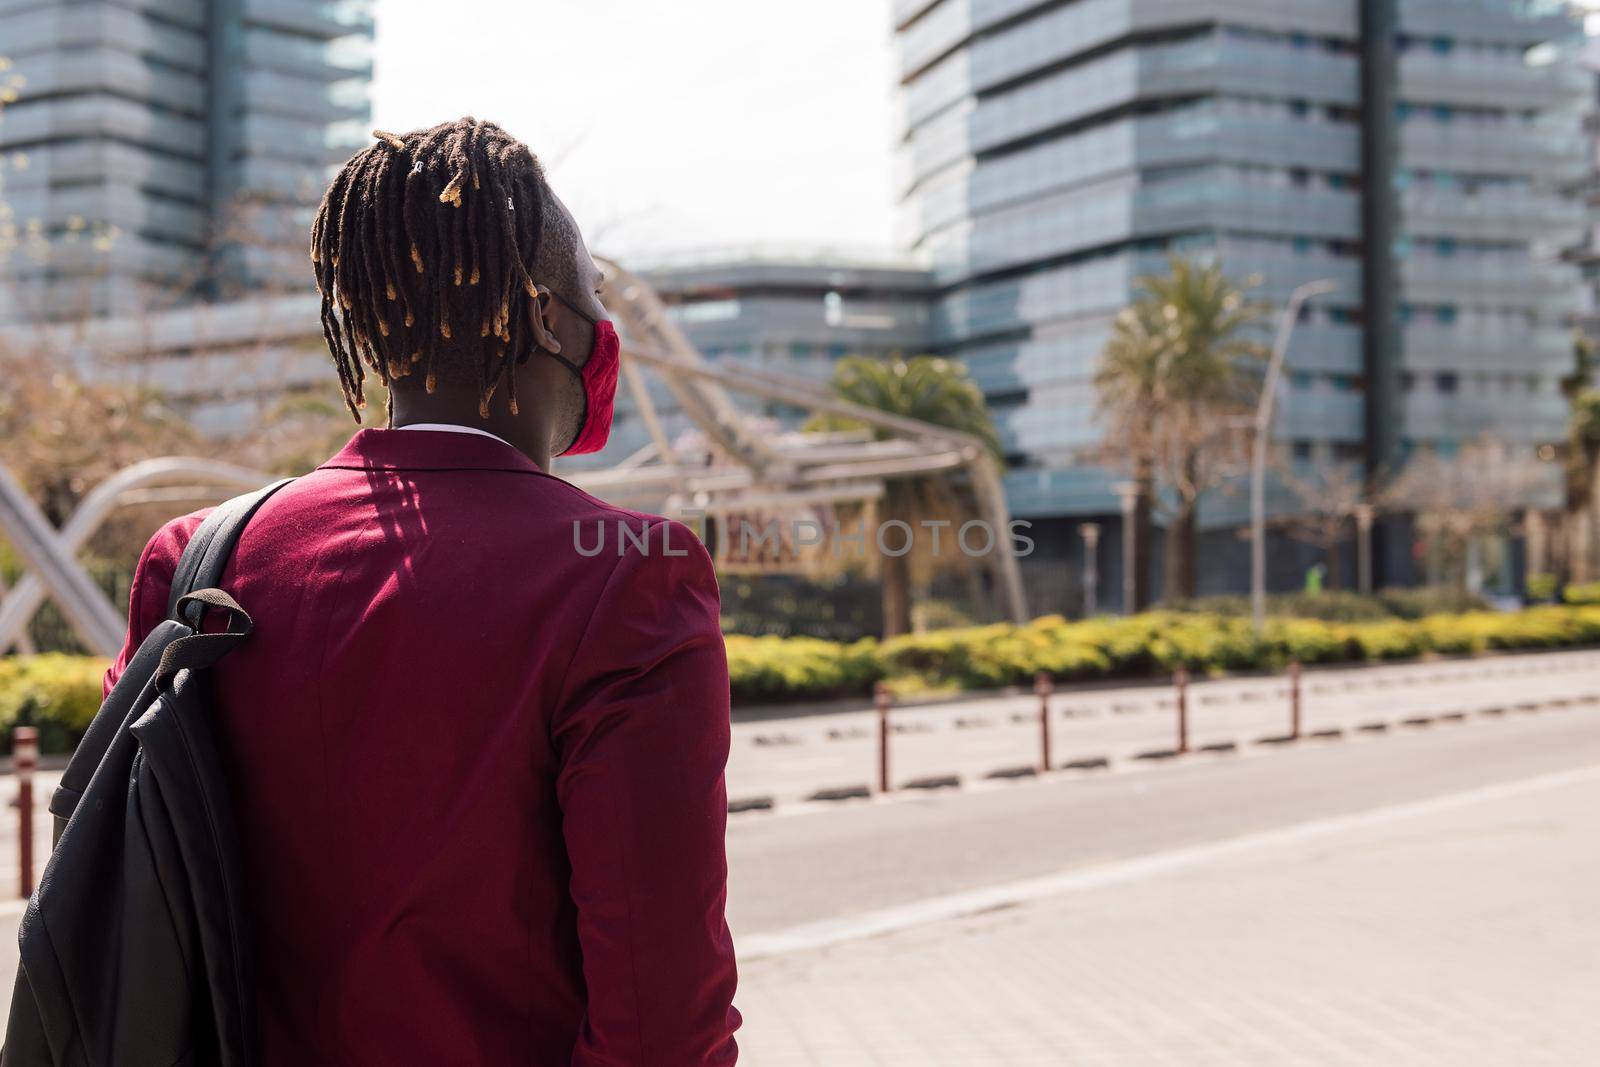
728 705 1600 1065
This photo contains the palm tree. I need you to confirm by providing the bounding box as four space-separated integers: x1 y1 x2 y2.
1095 256 1266 601
1094 303 1164 610
811 356 1001 638
1560 335 1600 583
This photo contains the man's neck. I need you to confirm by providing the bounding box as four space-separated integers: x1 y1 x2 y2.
391 389 554 471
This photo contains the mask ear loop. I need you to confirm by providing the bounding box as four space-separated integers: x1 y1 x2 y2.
521 283 599 453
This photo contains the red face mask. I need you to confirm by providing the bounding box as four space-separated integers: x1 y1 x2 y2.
544 297 620 456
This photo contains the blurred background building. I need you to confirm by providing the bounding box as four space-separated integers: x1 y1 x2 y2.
598 249 934 465
891 0 1591 591
1569 31 1600 338
3 0 1599 613
0 0 374 323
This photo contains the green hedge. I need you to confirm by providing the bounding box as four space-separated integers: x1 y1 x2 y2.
727 605 1600 704
10 606 1600 729
0 654 107 754
1564 581 1600 606
723 635 880 704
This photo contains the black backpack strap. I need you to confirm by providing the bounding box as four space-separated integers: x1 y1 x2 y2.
156 590 255 690
167 478 295 626
50 480 293 847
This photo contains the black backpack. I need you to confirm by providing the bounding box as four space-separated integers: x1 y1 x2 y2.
3 479 292 1067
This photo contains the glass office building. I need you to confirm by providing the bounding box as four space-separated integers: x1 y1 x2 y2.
586 251 935 466
892 0 1590 590
0 0 374 322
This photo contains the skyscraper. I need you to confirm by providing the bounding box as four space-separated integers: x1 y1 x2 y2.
0 0 374 323
892 0 1589 591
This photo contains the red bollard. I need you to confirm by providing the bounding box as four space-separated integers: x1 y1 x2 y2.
1035 671 1053 773
874 682 892 794
1174 667 1190 755
1289 660 1303 741
14 726 37 899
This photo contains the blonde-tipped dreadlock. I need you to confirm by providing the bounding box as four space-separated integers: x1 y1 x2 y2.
310 117 557 424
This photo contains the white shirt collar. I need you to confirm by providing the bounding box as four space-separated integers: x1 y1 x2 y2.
396 423 513 448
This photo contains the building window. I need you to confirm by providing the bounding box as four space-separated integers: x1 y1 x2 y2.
1436 372 1459 394
670 299 742 324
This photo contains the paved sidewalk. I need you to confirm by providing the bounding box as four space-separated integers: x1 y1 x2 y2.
733 767 1600 1065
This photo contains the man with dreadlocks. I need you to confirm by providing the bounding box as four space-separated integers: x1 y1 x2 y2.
100 119 742 1064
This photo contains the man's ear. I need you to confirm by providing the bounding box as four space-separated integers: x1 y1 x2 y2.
528 285 563 355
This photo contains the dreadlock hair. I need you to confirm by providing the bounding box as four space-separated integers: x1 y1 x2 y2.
311 117 572 424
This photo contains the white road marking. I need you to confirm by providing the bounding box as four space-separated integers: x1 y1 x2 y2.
735 763 1600 961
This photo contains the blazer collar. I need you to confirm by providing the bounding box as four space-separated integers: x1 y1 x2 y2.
318 428 550 476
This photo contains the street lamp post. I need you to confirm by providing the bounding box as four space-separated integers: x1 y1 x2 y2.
1081 522 1101 618
1354 503 1377 596
1115 482 1140 615
1252 280 1339 633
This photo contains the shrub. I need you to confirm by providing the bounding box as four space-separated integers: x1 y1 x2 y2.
1341 619 1426 661
1171 589 1490 623
1378 587 1491 619
1563 581 1600 607
14 603 1600 714
0 654 108 753
1526 572 1558 603
724 635 881 704
1263 619 1355 665
1172 591 1394 623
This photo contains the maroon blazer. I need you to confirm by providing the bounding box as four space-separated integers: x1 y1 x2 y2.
105 428 741 1065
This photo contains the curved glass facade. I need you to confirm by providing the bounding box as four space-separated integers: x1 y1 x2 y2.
0 0 375 321
895 0 1588 523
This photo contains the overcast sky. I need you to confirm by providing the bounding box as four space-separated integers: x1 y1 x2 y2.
372 0 901 264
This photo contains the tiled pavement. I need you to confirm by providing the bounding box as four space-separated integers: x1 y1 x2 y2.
732 768 1600 1066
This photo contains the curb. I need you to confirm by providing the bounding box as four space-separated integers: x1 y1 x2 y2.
736 655 1600 753
807 785 871 803
727 691 1598 816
